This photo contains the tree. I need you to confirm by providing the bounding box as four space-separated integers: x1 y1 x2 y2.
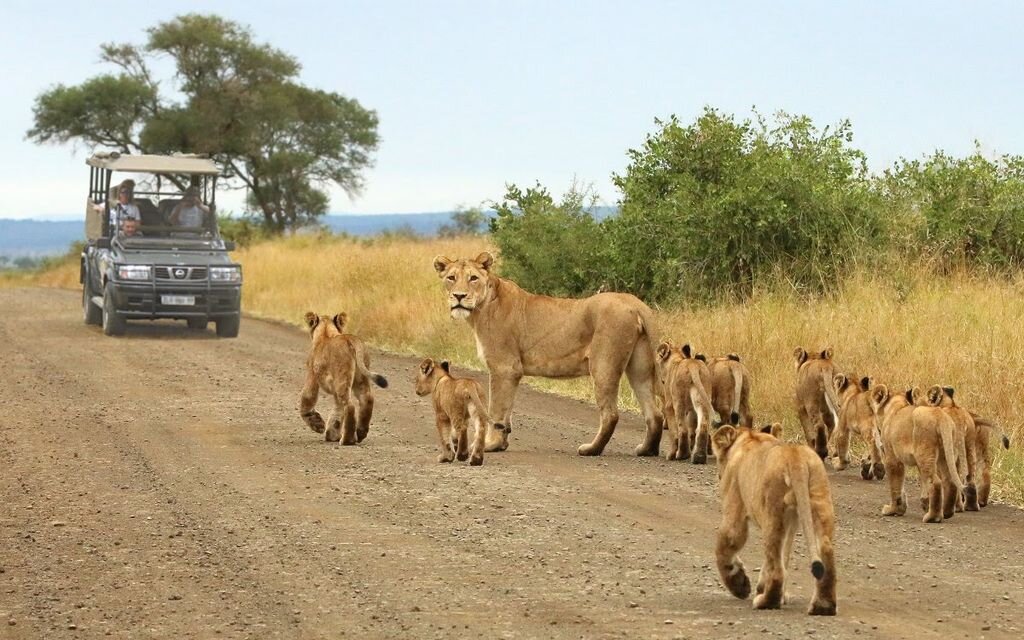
28 14 378 232
438 206 488 237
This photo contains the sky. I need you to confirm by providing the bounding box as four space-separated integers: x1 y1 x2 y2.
1 0 1023 220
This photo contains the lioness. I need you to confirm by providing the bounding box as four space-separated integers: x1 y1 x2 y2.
794 347 842 460
433 252 665 457
708 354 753 429
414 358 506 465
869 385 963 523
832 374 884 479
968 411 1011 507
655 342 717 463
299 312 388 444
923 385 978 511
711 424 837 616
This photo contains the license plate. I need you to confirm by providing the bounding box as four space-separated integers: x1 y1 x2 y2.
161 295 195 306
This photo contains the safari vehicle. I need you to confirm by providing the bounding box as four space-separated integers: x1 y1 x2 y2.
80 152 242 337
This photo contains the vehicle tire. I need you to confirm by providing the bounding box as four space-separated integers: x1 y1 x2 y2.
187 317 208 331
102 284 127 336
215 315 240 338
83 276 102 326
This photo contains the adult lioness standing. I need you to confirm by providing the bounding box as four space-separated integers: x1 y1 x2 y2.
433 252 665 456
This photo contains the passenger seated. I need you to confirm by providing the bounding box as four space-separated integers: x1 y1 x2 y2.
169 187 210 228
109 183 141 231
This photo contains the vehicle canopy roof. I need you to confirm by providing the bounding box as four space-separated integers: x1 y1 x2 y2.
86 152 220 176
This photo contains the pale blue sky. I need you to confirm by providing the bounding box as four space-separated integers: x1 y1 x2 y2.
1 0 1022 219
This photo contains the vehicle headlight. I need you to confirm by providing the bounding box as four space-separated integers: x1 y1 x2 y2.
116 265 151 281
210 266 242 283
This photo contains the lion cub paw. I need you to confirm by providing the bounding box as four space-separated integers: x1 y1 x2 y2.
305 412 326 433
722 564 751 599
437 451 455 463
469 452 483 466
808 599 837 616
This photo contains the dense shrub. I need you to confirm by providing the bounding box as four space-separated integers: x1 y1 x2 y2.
880 148 1024 271
489 183 609 297
606 109 885 303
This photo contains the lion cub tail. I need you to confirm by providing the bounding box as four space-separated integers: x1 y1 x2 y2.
352 340 389 389
970 411 1011 449
792 462 825 580
937 416 965 493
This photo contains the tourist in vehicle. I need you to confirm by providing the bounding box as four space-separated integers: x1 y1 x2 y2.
109 181 140 231
120 216 142 237
169 187 210 228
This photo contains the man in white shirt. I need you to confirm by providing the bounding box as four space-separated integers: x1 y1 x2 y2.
169 187 210 228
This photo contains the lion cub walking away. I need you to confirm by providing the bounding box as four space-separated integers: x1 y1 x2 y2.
299 312 388 444
655 342 718 463
415 358 506 466
832 374 885 479
707 354 753 429
794 347 843 461
711 424 837 616
869 385 963 523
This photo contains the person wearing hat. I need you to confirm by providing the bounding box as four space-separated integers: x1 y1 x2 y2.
110 181 141 235
169 187 210 228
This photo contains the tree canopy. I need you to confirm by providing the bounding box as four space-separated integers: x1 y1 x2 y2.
28 14 379 231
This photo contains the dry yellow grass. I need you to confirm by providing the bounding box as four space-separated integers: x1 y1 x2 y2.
7 233 1023 504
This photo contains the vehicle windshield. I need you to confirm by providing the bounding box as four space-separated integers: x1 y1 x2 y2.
111 181 220 241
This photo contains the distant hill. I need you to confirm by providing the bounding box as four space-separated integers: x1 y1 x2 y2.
0 206 619 258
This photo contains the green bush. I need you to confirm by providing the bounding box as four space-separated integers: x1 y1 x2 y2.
489 182 609 297
606 108 885 303
880 148 1024 271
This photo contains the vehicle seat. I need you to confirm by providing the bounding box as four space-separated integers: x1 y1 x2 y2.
158 198 182 220
135 199 164 230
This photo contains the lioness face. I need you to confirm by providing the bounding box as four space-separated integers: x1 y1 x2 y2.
433 252 494 320
305 311 346 342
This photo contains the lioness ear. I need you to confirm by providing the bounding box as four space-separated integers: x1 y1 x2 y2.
433 255 453 275
656 342 672 361
440 360 450 373
821 347 834 360
712 425 738 455
681 343 693 359
474 251 494 271
834 373 849 392
419 358 434 375
859 376 871 392
332 312 347 332
304 312 319 331
794 347 808 369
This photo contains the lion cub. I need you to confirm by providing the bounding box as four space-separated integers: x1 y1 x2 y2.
707 354 753 429
415 358 506 466
793 347 842 460
711 424 837 616
832 373 885 479
299 312 388 444
655 342 718 463
869 385 963 523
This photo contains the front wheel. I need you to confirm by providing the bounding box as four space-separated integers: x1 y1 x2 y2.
215 315 240 338
102 284 127 336
83 276 101 325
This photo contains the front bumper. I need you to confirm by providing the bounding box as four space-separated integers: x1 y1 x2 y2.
108 280 241 319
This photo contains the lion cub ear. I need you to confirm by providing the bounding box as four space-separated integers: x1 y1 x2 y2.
926 385 944 407
870 384 889 408
474 251 494 271
760 423 784 439
833 373 849 392
440 360 451 374
656 342 673 362
332 312 348 332
859 376 871 391
793 347 808 369
304 311 319 331
712 425 738 455
695 353 707 363
942 386 955 399
820 347 834 360
433 255 453 275
681 343 693 359
906 387 920 405
419 358 434 375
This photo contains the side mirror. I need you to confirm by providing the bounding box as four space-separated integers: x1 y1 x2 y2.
223 240 236 251
96 237 110 249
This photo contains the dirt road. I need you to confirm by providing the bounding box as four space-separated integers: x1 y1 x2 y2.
1 288 1022 639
